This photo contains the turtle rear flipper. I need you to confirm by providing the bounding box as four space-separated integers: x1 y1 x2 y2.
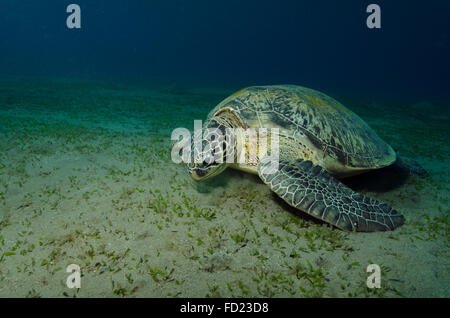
257 157 404 232
395 155 428 177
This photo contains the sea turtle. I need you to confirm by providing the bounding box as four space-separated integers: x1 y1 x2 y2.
183 85 423 232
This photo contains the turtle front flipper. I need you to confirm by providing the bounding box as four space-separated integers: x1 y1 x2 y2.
257 157 404 232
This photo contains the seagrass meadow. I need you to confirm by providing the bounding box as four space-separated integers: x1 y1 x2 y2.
0 79 448 297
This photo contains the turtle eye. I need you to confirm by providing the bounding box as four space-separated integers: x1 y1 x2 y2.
202 160 212 168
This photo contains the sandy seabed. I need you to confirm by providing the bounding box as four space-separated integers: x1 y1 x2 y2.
0 79 448 297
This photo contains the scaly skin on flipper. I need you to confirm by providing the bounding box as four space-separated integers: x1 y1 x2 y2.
258 157 405 232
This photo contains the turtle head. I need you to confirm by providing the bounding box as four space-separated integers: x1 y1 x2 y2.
187 121 233 182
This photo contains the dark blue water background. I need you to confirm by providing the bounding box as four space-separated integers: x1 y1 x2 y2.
0 0 449 101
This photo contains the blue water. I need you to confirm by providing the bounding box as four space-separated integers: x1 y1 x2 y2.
1 0 449 100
